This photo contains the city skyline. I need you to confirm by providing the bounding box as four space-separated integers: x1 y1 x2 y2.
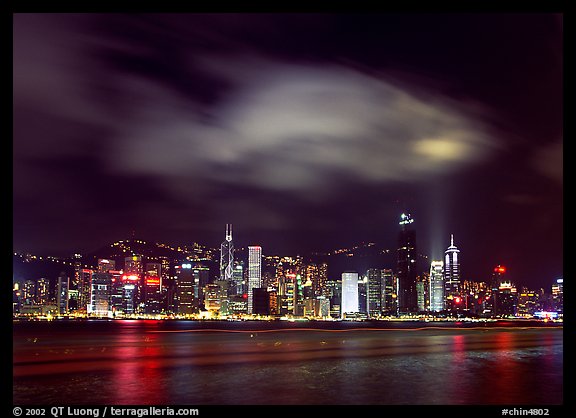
13 13 562 292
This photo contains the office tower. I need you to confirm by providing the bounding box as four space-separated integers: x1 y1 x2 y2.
490 265 516 317
367 268 384 317
143 263 163 314
358 275 368 314
220 224 234 284
192 266 210 309
416 272 430 312
72 253 82 290
57 272 69 315
327 279 342 318
204 283 225 312
88 272 112 316
382 269 397 315
231 261 245 295
278 272 297 315
97 259 115 273
247 246 262 314
444 235 461 310
36 278 49 305
22 280 36 305
429 261 445 312
78 269 93 312
176 263 195 315
124 255 143 276
341 272 359 318
552 278 563 314
397 213 417 313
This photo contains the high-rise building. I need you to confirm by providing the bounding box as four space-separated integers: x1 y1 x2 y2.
341 272 359 318
416 272 430 312
143 263 163 314
327 280 342 318
444 235 461 310
397 213 417 313
57 272 69 315
429 261 445 312
253 287 271 315
88 272 112 316
176 263 195 315
247 246 262 314
78 269 93 312
382 269 396 315
124 255 143 276
220 224 234 285
358 275 368 314
36 278 49 305
230 261 245 295
367 268 384 317
552 278 563 314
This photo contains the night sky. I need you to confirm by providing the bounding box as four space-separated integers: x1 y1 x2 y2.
13 13 562 288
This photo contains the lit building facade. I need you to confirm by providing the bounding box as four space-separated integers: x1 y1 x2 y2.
220 224 234 286
397 213 418 313
429 261 445 312
57 272 69 315
247 246 262 314
341 272 359 318
382 269 397 315
367 268 384 317
444 235 461 311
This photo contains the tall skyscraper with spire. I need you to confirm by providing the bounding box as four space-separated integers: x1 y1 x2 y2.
444 234 461 309
220 224 234 286
397 213 418 314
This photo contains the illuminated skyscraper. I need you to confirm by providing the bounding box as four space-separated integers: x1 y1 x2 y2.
176 263 195 315
341 272 359 318
381 269 397 315
429 261 445 312
220 224 234 285
552 278 563 314
397 213 417 313
124 255 143 276
444 235 461 309
367 268 384 317
416 272 430 312
247 246 262 314
88 272 112 316
57 272 69 315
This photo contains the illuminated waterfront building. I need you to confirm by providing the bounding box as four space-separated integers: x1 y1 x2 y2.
247 246 262 314
36 278 49 305
143 263 163 314
22 280 36 305
57 272 69 315
124 255 143 276
358 275 368 314
429 261 445 312
341 272 359 318
397 213 418 313
78 269 93 312
552 278 563 314
382 269 397 315
444 235 461 312
366 268 384 317
517 287 540 317
416 272 430 312
176 263 195 315
220 224 235 287
278 272 297 315
88 272 112 316
232 261 245 295
490 266 516 317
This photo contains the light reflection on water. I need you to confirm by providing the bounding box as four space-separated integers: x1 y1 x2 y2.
13 321 562 405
